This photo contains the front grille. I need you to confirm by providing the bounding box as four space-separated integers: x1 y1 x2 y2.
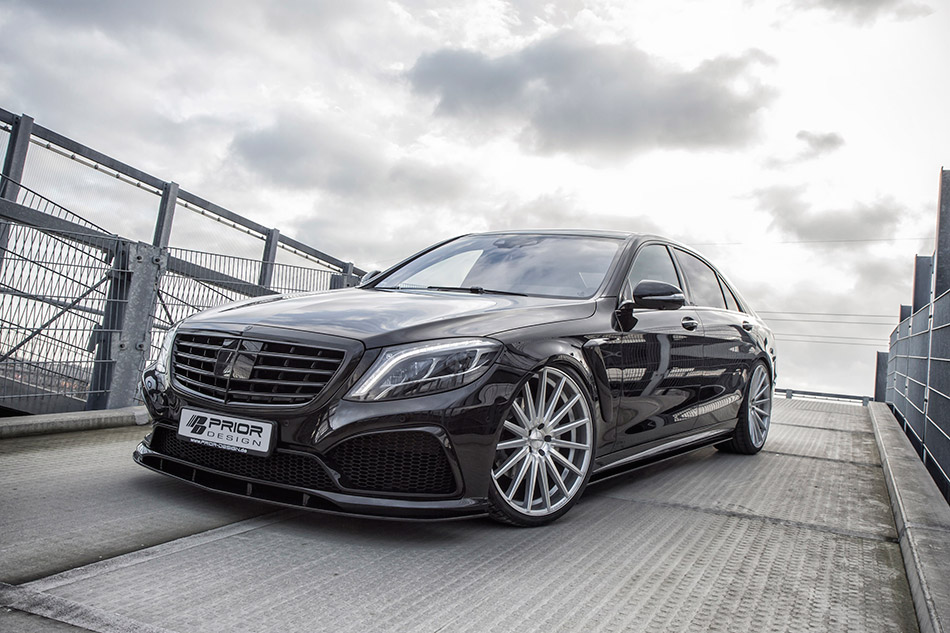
327 431 456 495
149 426 335 491
172 333 346 406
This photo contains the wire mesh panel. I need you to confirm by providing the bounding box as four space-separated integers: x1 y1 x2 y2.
20 141 162 243
0 221 123 413
167 202 266 260
0 108 362 414
149 248 336 361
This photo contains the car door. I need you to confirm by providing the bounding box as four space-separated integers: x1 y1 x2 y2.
673 249 756 429
611 243 707 453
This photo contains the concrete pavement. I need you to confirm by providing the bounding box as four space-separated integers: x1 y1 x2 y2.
0 398 946 632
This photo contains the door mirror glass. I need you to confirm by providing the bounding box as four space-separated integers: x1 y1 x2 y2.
632 280 686 310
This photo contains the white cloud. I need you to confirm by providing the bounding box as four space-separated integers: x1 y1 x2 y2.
408 32 777 157
0 0 945 396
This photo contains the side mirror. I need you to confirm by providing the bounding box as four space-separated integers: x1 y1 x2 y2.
631 280 686 310
360 270 382 285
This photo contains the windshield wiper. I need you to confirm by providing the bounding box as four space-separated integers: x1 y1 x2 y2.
426 286 527 297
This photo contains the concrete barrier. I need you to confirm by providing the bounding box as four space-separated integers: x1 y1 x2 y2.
0 406 149 440
870 402 950 633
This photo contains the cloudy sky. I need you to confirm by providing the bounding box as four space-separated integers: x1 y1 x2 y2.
1 0 947 396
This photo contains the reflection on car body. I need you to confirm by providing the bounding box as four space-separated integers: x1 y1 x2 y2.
135 231 777 526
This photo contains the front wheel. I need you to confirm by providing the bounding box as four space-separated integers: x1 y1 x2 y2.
717 362 772 454
488 366 594 526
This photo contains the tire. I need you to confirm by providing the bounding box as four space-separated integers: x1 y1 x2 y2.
717 361 772 455
488 366 595 526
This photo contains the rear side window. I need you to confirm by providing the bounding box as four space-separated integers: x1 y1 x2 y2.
625 244 681 298
720 277 743 313
676 250 726 309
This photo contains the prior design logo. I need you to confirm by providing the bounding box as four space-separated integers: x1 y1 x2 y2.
186 414 209 435
181 410 268 452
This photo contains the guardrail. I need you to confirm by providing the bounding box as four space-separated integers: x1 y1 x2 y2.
0 109 365 415
775 388 871 406
881 168 950 506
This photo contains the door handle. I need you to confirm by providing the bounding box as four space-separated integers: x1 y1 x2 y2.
681 317 699 331
742 321 754 332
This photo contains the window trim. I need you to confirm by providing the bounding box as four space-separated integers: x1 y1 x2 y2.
672 247 729 310
622 242 684 301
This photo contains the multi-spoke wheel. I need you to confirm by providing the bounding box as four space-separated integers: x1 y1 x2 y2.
488 366 594 526
717 361 772 454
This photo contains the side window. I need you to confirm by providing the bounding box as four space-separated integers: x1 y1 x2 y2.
676 250 726 309
719 277 744 313
625 244 681 298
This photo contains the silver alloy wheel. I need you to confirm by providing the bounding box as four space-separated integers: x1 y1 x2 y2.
491 367 593 517
748 364 772 448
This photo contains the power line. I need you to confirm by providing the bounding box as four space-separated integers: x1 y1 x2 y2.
774 337 887 348
695 237 933 246
759 310 895 318
765 317 897 326
774 332 888 342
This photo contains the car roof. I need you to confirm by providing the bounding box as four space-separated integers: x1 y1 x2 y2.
466 229 692 250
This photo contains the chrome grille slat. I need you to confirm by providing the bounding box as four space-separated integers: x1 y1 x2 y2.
177 340 226 352
175 373 227 394
175 351 216 364
172 333 346 406
256 350 341 363
255 363 336 376
174 363 216 377
230 377 327 387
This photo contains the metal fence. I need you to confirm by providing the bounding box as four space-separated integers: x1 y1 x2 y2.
881 168 950 504
0 109 364 415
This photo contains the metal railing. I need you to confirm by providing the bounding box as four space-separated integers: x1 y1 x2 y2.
775 388 870 406
0 109 364 414
881 168 950 505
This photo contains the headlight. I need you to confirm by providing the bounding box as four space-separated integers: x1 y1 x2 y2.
346 338 502 401
153 322 181 378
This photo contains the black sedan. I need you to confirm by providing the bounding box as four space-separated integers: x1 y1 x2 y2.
135 231 776 526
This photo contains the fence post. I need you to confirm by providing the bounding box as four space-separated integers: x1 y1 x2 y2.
152 181 178 248
0 114 33 271
86 241 165 410
1 114 33 201
258 228 280 288
330 262 361 289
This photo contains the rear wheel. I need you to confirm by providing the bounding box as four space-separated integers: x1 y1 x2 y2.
717 362 772 454
488 366 594 526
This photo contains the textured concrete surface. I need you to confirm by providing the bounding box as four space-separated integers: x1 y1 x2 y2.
0 406 147 439
0 426 271 584
0 399 930 633
0 607 91 632
870 403 950 633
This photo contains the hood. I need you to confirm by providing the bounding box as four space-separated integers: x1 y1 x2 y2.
183 287 597 348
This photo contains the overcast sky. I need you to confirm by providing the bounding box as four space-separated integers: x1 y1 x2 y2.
1 0 947 396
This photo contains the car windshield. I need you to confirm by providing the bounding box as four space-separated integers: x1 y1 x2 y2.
375 234 623 299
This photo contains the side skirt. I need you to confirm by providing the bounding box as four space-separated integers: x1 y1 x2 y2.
589 426 734 485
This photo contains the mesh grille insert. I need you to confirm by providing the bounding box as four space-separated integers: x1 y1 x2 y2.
327 431 456 495
149 426 335 491
172 333 346 406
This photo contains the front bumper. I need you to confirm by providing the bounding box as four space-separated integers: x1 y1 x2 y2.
136 354 524 520
133 438 489 520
